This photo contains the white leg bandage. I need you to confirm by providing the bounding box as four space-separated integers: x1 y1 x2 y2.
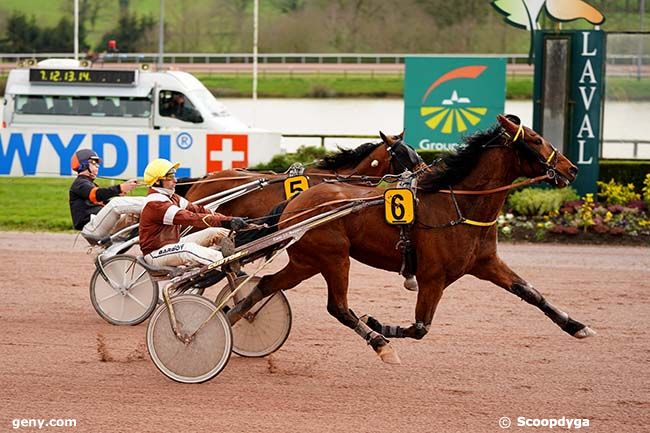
82 196 146 239
145 242 224 268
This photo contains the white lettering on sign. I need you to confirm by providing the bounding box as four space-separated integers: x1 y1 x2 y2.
577 115 595 138
577 139 593 164
579 59 596 84
209 138 245 170
575 31 600 168
578 86 596 110
581 31 597 56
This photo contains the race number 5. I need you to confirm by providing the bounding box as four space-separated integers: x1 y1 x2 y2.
384 189 415 225
284 176 309 199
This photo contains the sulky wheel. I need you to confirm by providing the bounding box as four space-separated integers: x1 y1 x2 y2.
146 294 232 383
216 276 292 358
89 254 158 326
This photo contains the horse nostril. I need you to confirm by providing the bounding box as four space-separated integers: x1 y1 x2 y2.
569 166 578 176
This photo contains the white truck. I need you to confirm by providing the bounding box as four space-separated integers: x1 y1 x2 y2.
0 59 281 178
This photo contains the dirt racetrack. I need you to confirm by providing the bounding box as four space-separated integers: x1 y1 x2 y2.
0 231 648 433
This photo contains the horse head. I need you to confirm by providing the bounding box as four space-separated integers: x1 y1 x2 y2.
379 131 426 174
497 115 578 188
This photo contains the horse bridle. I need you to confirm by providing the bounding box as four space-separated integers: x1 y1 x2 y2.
386 139 425 174
484 123 561 184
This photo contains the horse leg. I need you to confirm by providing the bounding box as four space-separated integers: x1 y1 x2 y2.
361 275 445 341
226 259 317 325
321 257 401 365
470 256 596 338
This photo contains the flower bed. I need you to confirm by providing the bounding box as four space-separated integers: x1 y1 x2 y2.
497 175 650 246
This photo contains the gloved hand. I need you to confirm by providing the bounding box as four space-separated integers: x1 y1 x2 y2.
224 217 248 231
120 178 139 194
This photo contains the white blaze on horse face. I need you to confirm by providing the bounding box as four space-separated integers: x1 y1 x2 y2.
371 160 379 167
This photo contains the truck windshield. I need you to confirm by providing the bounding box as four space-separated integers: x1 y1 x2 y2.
191 89 230 117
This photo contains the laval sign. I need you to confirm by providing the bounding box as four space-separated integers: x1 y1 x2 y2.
492 0 606 194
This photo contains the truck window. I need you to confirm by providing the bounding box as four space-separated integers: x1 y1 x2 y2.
14 95 152 118
16 96 49 115
159 90 203 123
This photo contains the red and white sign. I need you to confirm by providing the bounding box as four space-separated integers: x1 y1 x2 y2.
206 134 248 171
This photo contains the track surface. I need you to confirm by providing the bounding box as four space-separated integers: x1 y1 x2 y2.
0 232 648 433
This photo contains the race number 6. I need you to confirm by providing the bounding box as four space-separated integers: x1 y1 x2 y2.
384 189 415 225
284 176 309 199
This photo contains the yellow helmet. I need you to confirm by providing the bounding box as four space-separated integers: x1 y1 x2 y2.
144 158 180 186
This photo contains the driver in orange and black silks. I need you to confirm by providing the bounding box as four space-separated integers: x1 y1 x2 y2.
69 148 143 244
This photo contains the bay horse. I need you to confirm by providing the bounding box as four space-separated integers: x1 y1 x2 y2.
182 132 424 218
227 115 594 364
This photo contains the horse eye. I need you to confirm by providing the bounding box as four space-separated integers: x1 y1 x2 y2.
534 138 543 145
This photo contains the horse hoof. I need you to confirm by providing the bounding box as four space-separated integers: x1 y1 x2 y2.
574 326 596 338
376 343 401 365
403 276 418 292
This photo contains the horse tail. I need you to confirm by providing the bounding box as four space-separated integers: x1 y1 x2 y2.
234 200 290 247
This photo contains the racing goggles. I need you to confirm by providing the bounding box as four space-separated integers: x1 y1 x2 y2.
162 168 177 181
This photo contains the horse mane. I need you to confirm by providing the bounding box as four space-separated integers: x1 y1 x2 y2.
419 126 502 192
315 142 381 170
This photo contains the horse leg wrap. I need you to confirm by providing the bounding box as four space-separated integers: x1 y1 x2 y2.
411 321 429 340
227 285 265 325
510 282 544 306
354 319 386 347
512 283 580 332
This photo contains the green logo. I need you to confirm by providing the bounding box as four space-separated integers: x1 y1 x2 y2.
404 57 506 151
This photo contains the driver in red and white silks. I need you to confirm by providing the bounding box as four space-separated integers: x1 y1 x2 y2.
139 158 245 268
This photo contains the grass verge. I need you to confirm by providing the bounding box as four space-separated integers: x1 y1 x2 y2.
0 177 145 232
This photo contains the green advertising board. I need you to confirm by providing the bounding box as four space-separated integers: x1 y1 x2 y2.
404 57 506 151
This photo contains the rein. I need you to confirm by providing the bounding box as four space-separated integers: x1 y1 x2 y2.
175 172 386 186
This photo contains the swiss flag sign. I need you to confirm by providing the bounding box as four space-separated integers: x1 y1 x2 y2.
206 134 248 172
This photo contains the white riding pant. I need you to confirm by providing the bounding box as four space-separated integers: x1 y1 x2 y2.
82 196 146 239
144 227 229 268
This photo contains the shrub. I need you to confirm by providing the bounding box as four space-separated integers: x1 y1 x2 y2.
643 173 650 207
252 145 330 172
600 160 650 191
506 187 579 217
597 179 640 206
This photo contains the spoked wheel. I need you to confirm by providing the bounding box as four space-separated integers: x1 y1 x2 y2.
147 294 232 383
89 254 158 326
216 276 292 358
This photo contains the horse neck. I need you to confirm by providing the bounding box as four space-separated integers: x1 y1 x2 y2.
448 148 521 222
349 149 391 176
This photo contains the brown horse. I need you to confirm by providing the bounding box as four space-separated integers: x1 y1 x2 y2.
183 132 424 218
227 115 594 363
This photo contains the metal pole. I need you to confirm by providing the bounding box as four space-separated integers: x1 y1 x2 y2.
639 0 645 81
74 0 79 60
253 0 259 107
158 0 165 70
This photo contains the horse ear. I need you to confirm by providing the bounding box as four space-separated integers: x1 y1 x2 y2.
399 130 404 140
497 114 519 135
379 131 388 144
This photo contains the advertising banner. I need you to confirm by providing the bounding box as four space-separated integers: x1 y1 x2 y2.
404 57 506 151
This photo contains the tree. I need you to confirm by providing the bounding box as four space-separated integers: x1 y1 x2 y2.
1 13 40 52
96 12 156 52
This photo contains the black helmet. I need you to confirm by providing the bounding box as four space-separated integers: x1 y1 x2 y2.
71 149 101 173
